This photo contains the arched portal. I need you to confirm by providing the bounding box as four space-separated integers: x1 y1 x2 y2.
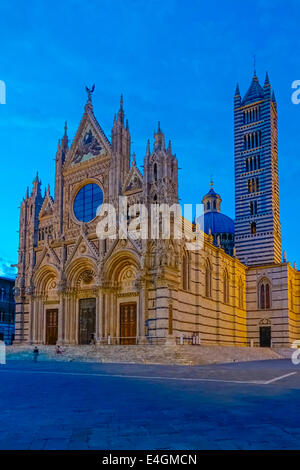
33 265 59 344
104 250 141 344
66 257 98 345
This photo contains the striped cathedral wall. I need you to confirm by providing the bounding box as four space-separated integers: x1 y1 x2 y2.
146 240 248 346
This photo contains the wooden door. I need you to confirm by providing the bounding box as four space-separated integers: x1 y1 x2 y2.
260 326 271 347
120 303 137 345
46 309 58 345
79 298 96 345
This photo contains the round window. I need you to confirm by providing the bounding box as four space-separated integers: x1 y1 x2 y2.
73 183 103 222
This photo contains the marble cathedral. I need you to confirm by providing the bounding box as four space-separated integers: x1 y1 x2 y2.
14 73 300 348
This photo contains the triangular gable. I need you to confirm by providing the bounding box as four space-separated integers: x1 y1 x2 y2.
104 233 142 265
65 107 111 168
39 194 54 220
122 166 143 195
65 227 99 269
34 243 61 274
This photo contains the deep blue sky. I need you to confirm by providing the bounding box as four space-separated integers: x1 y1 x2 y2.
1 0 300 277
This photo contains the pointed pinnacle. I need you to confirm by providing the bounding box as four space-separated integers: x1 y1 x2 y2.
146 139 150 156
264 71 270 87
235 83 240 96
132 152 136 166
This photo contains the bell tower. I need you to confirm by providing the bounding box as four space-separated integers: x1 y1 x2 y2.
234 72 281 265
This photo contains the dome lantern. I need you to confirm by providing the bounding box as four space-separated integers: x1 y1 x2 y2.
202 179 222 213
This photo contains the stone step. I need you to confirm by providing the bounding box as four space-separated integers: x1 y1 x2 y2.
6 344 287 365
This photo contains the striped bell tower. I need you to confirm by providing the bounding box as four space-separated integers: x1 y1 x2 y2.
234 71 281 266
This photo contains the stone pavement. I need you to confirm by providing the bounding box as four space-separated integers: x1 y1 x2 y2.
0 359 299 450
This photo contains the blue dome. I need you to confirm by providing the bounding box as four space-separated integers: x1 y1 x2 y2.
198 212 235 235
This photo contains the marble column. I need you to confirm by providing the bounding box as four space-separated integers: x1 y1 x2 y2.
58 294 65 344
95 290 100 340
69 295 77 344
28 296 34 343
39 298 44 343
97 291 103 339
102 293 107 338
139 287 145 338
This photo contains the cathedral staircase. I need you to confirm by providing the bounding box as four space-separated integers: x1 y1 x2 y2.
7 344 285 365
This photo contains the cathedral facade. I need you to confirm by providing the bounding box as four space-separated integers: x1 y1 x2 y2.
14 74 299 348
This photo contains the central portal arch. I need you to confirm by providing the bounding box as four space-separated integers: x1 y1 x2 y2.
65 257 98 345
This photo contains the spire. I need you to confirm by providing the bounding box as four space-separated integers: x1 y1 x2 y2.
118 94 124 124
263 71 271 98
33 171 39 185
264 71 270 87
210 176 213 189
154 121 165 150
167 139 172 155
234 82 241 108
157 121 162 134
132 152 136 167
146 139 150 157
61 120 68 154
242 72 264 105
272 90 276 103
31 172 42 198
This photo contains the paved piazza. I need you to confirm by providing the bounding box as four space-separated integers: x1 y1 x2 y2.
0 358 300 450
